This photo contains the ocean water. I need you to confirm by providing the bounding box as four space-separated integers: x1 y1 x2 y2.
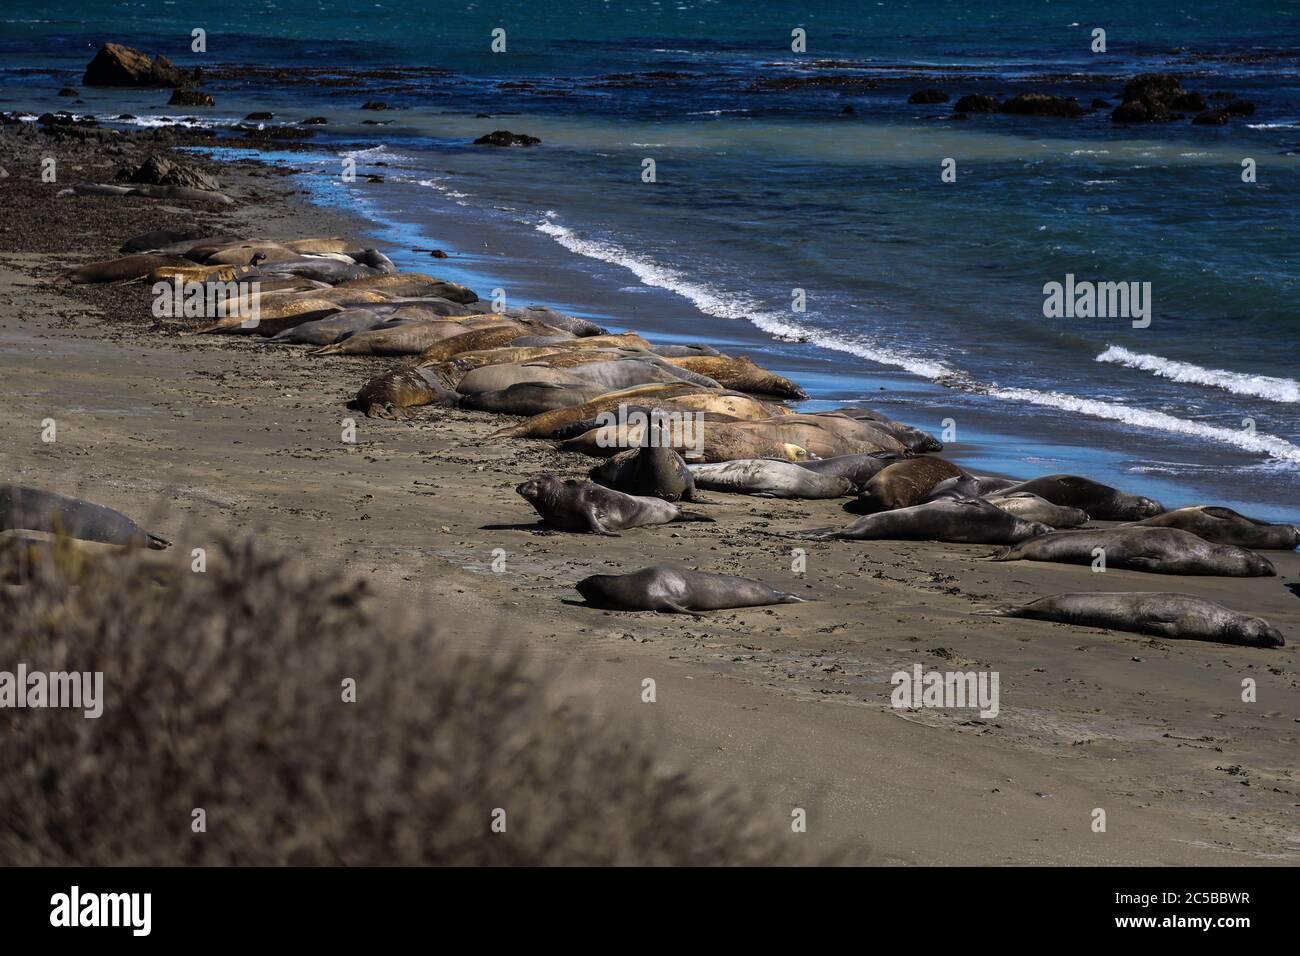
4 1 1298 521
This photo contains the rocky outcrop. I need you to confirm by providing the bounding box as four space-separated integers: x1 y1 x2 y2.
1112 73 1256 123
473 130 541 146
361 101 390 110
908 88 948 104
954 93 999 113
168 88 214 107
83 43 189 88
999 93 1082 118
121 154 220 192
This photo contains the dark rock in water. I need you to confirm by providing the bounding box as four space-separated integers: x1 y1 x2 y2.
476 113 492 118
361 101 390 110
117 113 136 120
840 105 856 115
946 112 968 121
1192 109 1229 125
1224 99 1255 116
58 87 78 97
122 153 220 191
1112 100 1172 123
361 119 391 125
244 111 274 120
954 93 999 112
999 93 1082 118
473 129 540 146
1113 73 1189 123
1209 91 1236 102
908 88 949 104
364 174 385 183
430 250 449 258
1090 98 1110 109
168 88 214 107
1171 91 1207 111
301 116 328 125
83 42 188 88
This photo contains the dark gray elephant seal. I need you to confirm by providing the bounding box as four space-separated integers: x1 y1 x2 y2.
995 474 1163 521
575 565 806 613
803 497 1049 543
0 485 170 549
589 446 697 502
924 473 1019 502
269 308 386 345
261 257 377 283
648 344 720 357
348 248 396 273
687 459 853 499
516 476 712 535
462 383 605 416
794 452 910 491
1123 506 1300 551
823 406 943 453
503 306 606 337
996 592 1284 648
983 493 1089 528
993 527 1274 576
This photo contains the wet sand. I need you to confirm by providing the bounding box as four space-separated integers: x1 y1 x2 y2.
1 133 1297 865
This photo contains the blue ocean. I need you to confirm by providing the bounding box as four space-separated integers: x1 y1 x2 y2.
4 1 1298 520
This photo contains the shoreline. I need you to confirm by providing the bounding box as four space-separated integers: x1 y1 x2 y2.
2 122 1298 863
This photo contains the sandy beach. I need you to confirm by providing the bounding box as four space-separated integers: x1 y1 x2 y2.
2 118 1296 866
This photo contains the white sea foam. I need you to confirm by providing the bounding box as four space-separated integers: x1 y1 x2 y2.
1097 345 1299 402
342 144 413 163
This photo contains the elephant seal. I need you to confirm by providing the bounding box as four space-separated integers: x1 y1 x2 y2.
335 273 479 302
259 256 377 284
575 565 806 613
503 306 606 337
589 446 697 502
461 382 606 415
269 308 387 345
348 248 396 273
312 319 506 356
923 473 1019 502
649 343 721 357
282 237 366 255
803 497 1049 543
996 592 1284 648
64 253 191 283
491 384 705 439
993 527 1275 576
1123 505 1300 551
983 493 1089 528
507 332 652 351
457 363 590 394
516 477 712 535
795 452 911 490
687 460 854 499
0 485 169 549
995 474 1163 521
823 406 943 453
662 355 807 399
564 359 716 391
558 418 811 462
417 324 573 364
853 457 965 513
355 366 460 419
197 241 301 265
119 229 216 254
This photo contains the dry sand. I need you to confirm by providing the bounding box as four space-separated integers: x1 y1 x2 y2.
1 136 1296 865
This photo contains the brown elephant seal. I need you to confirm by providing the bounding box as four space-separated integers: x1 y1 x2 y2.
983 493 1089 528
565 359 720 391
355 366 460 419
822 406 943 452
491 384 704 439
119 229 223 254
516 476 712 535
687 460 854 499
258 256 378 284
803 497 1049 543
502 306 606 337
1122 505 1300 551
269 308 387 345
995 474 1163 521
853 457 965 513
312 318 507 356
335 273 479 302
416 323 573 364
662 355 807 399
996 592 1284 648
993 527 1275 576
558 417 811 462
461 382 606 415
589 446 698 502
507 332 652 351
282 237 367 255
0 485 169 549
794 452 911 490
575 565 806 613
64 253 191 283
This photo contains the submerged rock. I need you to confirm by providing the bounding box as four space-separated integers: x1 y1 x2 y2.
908 88 949 104
999 93 1082 118
168 88 214 107
473 130 541 146
954 93 999 112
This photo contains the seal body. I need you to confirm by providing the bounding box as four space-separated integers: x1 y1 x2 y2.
983 493 1089 528
795 453 910 491
461 383 605 415
687 460 854 499
0 485 169 549
588 446 697 502
822 406 943 453
1124 506 1300 551
515 477 711 535
660 355 807 399
995 474 1163 520
803 497 1049 543
356 367 459 419
994 527 1275 576
575 565 806 612
854 457 965 512
1001 592 1284 647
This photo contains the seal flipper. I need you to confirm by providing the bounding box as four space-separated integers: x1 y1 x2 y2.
797 527 840 540
583 505 620 537
145 531 172 550
671 509 714 524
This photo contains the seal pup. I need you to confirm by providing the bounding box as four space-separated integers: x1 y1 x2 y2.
853 457 965 513
515 477 712 535
794 452 911 491
983 493 1089 528
802 497 1050 543
687 460 854 499
1122 505 1300 551
995 593 1284 648
0 485 170 549
575 566 806 613
994 474 1163 521
589 446 698 502
993 527 1275 576
355 366 460 419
